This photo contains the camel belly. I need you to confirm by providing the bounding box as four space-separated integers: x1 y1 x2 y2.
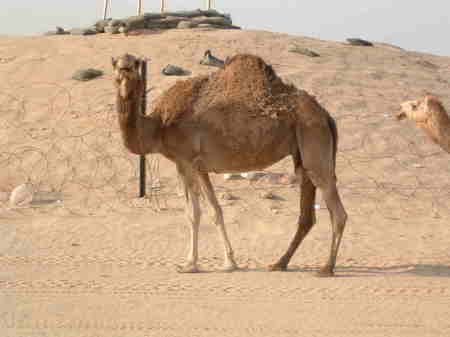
197 121 296 173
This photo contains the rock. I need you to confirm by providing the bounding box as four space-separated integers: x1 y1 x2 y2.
44 26 69 36
260 191 277 200
151 179 161 190
289 46 320 57
242 172 267 181
221 192 237 200
192 16 232 26
47 10 235 35
94 19 112 33
124 15 147 30
104 26 120 34
72 68 103 81
278 173 298 185
223 173 246 180
70 28 97 36
259 172 298 185
10 183 34 206
199 50 225 68
143 13 166 20
177 21 196 29
196 24 216 30
118 26 129 34
162 64 190 76
55 26 66 34
109 19 125 27
346 38 373 46
147 16 189 29
163 10 203 18
201 9 229 18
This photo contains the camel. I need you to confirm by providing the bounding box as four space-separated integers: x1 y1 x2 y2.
397 96 450 153
111 53 347 276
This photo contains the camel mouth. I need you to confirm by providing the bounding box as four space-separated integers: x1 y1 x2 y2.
395 110 406 121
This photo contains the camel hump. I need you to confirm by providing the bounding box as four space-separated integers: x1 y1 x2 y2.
224 54 276 79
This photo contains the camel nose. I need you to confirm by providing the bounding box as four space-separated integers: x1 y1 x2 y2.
395 109 406 120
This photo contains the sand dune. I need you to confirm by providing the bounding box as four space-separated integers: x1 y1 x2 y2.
0 29 449 336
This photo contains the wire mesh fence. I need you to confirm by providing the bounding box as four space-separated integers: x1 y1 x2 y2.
0 81 449 222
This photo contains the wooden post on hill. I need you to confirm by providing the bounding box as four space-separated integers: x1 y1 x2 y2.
103 0 110 20
139 58 148 198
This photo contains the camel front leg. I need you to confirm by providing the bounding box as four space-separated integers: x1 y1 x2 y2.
199 173 238 272
177 171 202 273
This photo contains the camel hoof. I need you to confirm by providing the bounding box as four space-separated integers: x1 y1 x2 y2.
316 267 335 277
221 261 239 272
176 263 200 274
267 262 287 271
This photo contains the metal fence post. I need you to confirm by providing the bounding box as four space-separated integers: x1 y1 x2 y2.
139 59 148 198
103 0 110 19
137 0 143 15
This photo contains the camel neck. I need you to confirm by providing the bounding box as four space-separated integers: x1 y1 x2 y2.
116 92 160 155
433 112 450 153
421 110 450 154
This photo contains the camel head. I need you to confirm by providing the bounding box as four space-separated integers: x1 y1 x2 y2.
397 96 443 123
397 98 427 122
112 54 142 100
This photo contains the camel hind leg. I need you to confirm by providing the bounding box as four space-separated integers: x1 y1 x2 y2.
298 120 347 276
268 152 317 271
313 178 347 277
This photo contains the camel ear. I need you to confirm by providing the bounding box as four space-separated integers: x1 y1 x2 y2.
111 57 117 68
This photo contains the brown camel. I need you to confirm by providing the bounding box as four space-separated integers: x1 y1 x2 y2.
397 96 450 153
111 53 347 276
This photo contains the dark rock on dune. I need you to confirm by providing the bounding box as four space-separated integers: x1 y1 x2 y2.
161 64 190 76
288 46 320 57
346 38 373 46
72 68 103 81
44 27 69 36
94 19 112 33
70 28 97 36
124 16 147 30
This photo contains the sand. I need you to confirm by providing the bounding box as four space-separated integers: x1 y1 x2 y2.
0 28 449 336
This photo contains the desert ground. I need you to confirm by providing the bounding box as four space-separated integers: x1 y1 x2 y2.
0 28 449 336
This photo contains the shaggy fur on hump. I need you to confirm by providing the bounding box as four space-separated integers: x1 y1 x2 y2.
151 54 329 132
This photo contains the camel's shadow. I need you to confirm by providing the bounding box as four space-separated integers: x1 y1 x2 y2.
236 264 450 277
336 264 450 277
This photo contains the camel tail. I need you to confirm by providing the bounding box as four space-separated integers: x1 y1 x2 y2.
328 116 338 173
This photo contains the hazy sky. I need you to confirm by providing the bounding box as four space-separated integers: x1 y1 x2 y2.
1 1 449 56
